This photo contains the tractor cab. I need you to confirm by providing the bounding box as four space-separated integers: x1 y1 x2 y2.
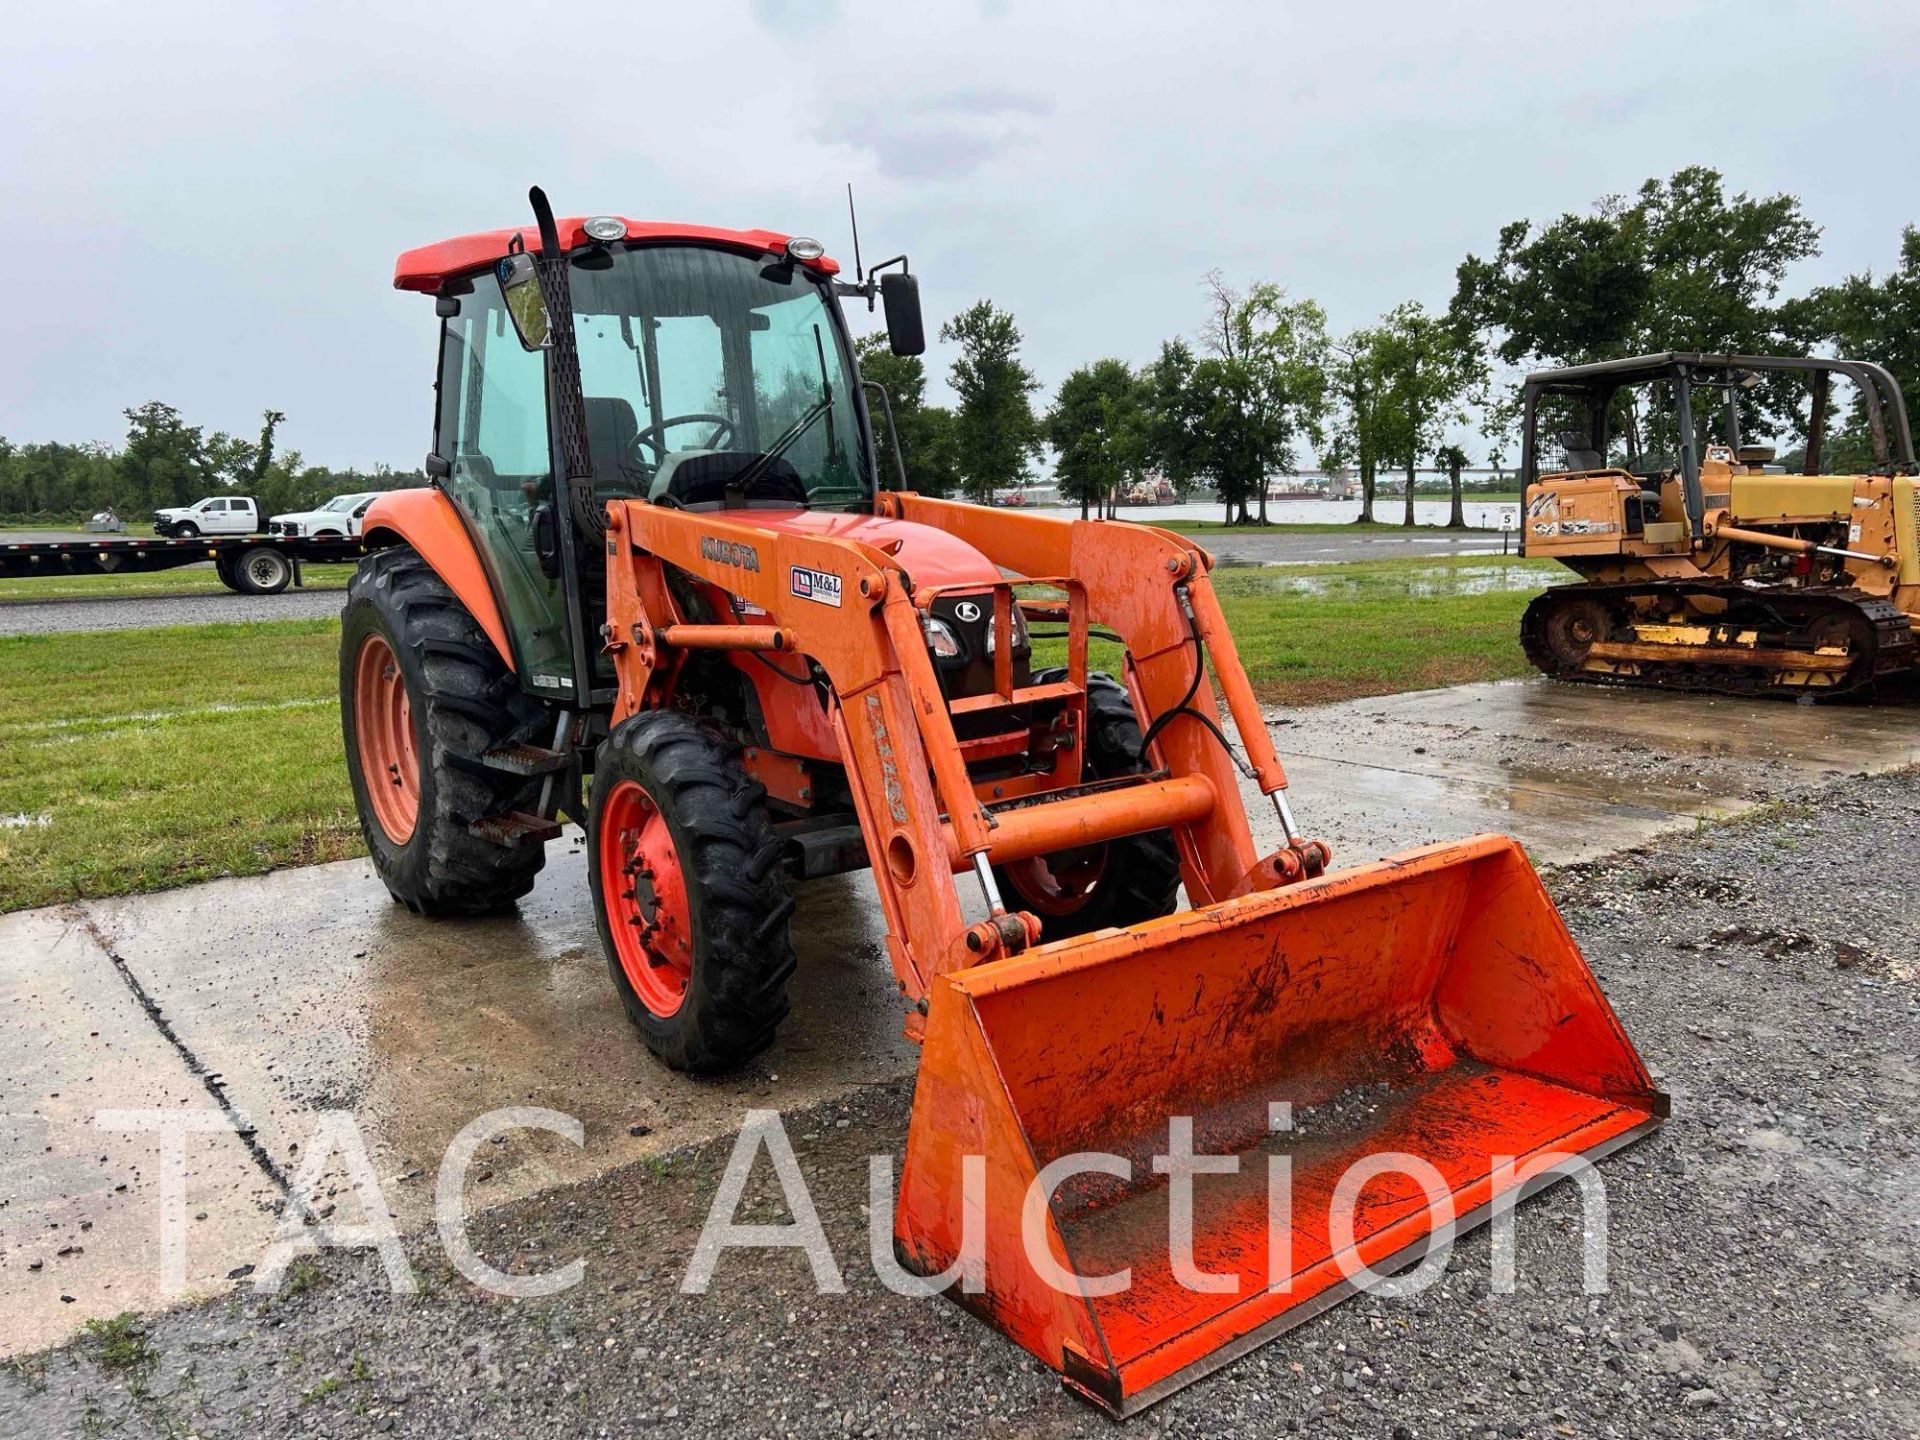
396 213 923 703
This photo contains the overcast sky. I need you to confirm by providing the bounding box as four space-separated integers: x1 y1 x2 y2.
2 1 1915 470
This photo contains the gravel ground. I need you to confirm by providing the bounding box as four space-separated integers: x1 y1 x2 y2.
3 768 1916 1438
0 586 345 635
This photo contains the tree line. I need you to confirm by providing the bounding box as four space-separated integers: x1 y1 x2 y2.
0 403 423 524
7 167 1915 526
868 166 1920 524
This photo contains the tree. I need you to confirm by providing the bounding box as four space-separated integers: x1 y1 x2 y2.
1372 303 1478 527
940 301 1041 503
853 335 960 496
1324 328 1392 523
250 409 287 490
1048 359 1144 519
1451 166 1821 445
1141 339 1205 501
0 400 427 523
1194 273 1332 523
1186 357 1266 524
120 402 208 508
1788 224 1920 469
1435 443 1470 529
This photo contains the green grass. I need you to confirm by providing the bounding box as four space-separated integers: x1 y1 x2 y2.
0 619 358 912
82 1314 157 1373
0 553 1564 912
0 563 356 602
1034 553 1562 706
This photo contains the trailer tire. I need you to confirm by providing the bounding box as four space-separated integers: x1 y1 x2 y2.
589 711 796 1073
341 547 549 917
230 545 292 595
994 669 1182 939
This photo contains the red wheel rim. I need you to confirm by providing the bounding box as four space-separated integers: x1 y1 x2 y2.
353 633 419 844
1004 847 1108 918
599 779 693 1017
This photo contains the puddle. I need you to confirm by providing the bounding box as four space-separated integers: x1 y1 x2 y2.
1226 563 1552 598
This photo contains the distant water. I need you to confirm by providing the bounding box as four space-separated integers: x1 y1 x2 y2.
1011 498 1523 529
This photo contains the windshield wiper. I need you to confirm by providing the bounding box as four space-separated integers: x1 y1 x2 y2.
726 394 832 501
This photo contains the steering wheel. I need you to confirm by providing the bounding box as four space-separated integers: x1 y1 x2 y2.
631 412 737 468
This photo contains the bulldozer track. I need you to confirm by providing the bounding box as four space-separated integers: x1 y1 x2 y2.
1522 581 1916 699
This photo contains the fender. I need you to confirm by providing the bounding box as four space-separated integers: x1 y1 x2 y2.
361 489 515 670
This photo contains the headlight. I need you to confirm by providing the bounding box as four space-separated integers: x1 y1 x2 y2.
984 604 1030 655
924 618 962 659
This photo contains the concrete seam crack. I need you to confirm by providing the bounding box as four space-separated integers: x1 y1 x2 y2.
69 906 297 1202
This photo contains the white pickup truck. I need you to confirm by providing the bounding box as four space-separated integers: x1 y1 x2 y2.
151 495 263 538
267 491 380 539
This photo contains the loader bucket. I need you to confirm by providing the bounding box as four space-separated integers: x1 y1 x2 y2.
895 834 1664 1416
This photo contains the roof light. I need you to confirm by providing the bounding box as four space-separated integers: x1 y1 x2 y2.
583 216 626 242
785 236 825 261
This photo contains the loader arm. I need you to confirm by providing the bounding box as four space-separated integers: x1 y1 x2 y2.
875 492 1317 887
603 496 1312 1013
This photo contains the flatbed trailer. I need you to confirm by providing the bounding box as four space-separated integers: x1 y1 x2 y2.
0 532 368 594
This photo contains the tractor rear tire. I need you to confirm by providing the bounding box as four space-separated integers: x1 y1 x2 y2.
993 669 1182 940
340 547 550 916
588 711 796 1073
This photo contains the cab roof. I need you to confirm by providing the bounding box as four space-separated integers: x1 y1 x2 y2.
393 218 841 293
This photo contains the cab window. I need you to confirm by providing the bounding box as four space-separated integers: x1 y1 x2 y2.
433 278 573 696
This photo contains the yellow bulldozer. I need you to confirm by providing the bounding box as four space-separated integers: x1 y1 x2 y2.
1519 353 1918 695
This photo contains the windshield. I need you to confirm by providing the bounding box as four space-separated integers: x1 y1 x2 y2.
323 493 371 511
569 245 869 512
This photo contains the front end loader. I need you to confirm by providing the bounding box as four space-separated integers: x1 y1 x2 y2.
341 189 1664 1414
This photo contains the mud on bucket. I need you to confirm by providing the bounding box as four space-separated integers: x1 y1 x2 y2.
893 833 1665 1415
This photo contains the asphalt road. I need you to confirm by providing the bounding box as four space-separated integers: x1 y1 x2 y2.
3 766 1915 1437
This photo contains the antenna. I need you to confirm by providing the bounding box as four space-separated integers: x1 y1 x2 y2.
846 183 865 285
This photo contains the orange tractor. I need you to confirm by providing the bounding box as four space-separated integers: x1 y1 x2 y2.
343 190 1663 1414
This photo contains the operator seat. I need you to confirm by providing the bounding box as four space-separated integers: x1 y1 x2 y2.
583 397 650 494
1556 430 1605 473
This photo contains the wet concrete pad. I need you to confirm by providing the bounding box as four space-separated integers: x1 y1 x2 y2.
1262 678 1919 864
0 908 277 1355
80 834 915 1234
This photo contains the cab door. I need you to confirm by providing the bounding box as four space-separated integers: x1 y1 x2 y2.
432 275 575 698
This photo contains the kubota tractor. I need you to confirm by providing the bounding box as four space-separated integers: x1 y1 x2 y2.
1519 352 1919 696
343 189 1663 1414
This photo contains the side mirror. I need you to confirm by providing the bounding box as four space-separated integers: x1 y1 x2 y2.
496 252 553 351
881 272 925 356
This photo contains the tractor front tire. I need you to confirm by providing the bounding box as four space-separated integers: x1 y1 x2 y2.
993 669 1182 940
340 547 549 916
589 711 796 1073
